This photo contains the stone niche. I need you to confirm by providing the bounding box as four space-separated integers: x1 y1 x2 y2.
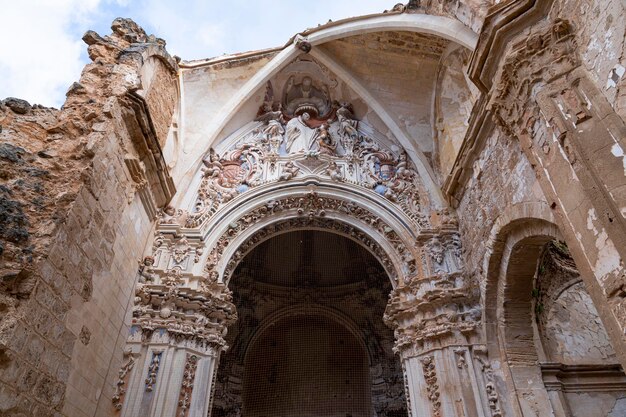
211 230 407 417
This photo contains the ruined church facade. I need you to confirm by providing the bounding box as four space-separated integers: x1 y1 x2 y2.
2 1 626 416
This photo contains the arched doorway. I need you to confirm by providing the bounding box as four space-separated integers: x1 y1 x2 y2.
483 214 626 416
244 314 369 417
211 230 407 417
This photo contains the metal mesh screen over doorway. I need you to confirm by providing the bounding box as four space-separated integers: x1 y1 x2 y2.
243 314 370 417
210 231 407 417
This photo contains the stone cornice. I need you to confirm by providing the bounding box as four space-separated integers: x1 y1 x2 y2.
122 92 176 210
468 0 555 93
442 96 494 205
443 0 557 203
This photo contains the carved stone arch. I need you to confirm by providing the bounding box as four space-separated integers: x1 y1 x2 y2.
482 201 560 327
178 13 478 204
198 183 423 288
243 304 372 366
482 202 563 416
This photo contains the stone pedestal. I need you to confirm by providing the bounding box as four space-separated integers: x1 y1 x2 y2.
114 268 236 417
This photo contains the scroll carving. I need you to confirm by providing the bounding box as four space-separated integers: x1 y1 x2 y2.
421 356 442 417
112 349 137 411
177 354 199 417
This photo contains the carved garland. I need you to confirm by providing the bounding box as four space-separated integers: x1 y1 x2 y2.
474 348 502 417
421 355 442 417
145 351 163 392
112 350 136 411
204 191 417 284
177 354 199 417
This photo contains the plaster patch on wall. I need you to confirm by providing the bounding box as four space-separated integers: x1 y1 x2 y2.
544 282 616 363
606 64 625 89
610 143 626 176
594 229 621 279
586 208 621 279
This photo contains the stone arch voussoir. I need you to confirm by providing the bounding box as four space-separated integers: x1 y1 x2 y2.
200 184 421 288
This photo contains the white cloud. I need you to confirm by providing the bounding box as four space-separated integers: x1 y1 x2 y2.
0 0 391 107
0 0 105 107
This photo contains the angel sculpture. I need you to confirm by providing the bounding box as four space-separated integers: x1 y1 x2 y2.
279 161 300 181
336 104 359 155
202 149 222 178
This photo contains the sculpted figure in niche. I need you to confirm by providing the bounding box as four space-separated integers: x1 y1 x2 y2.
316 122 336 155
279 161 300 181
336 104 359 155
282 75 331 118
263 119 284 154
285 112 318 154
326 161 343 182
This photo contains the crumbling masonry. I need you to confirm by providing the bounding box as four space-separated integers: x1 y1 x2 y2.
1 1 626 417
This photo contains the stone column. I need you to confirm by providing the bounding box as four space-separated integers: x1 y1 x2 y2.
385 226 495 417
113 267 237 417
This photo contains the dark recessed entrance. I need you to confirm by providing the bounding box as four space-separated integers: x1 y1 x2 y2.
211 230 407 417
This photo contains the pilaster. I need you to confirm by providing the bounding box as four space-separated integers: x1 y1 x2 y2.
385 217 491 417
114 264 236 417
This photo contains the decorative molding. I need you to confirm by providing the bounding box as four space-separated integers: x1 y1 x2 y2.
468 0 555 93
208 205 413 285
123 92 176 209
489 19 578 136
131 276 237 351
145 351 163 392
473 347 502 417
112 349 137 411
540 363 626 393
177 354 199 417
421 355 442 417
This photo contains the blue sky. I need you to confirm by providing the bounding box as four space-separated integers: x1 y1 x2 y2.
0 0 390 108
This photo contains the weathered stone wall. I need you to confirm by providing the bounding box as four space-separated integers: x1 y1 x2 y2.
400 0 496 33
0 100 95 417
0 18 177 417
551 0 626 120
455 127 544 275
536 243 617 365
434 47 475 181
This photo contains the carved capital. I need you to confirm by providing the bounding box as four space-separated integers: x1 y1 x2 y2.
384 271 480 357
489 19 579 135
131 274 237 351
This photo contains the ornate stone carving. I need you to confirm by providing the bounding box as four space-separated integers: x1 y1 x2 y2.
455 349 468 369
175 67 430 232
131 271 237 351
490 19 578 136
202 192 418 283
145 351 163 392
474 347 502 417
421 355 442 417
294 34 311 54
177 354 198 417
279 161 300 181
384 270 480 355
112 349 136 411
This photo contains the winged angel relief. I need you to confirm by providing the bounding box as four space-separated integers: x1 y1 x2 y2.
165 76 428 230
